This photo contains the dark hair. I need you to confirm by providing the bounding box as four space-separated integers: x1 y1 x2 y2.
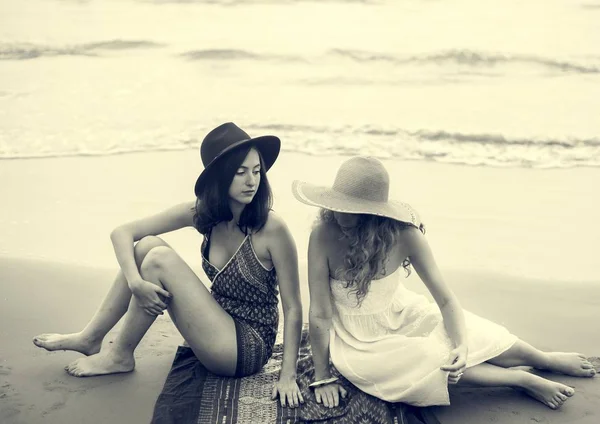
193 145 273 235
319 209 425 306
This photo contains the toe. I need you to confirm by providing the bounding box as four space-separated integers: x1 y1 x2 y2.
66 361 78 373
33 335 47 345
547 401 557 409
561 387 575 397
557 393 567 402
71 365 84 377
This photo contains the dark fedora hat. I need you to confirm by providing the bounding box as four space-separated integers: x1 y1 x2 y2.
194 122 281 197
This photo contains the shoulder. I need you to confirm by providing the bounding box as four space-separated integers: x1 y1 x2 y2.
160 200 196 222
182 200 197 214
309 221 339 247
261 210 288 235
169 201 197 227
399 224 428 255
256 211 294 245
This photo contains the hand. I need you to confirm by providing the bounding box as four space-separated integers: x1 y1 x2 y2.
130 279 171 316
441 345 468 384
271 374 304 408
314 383 347 408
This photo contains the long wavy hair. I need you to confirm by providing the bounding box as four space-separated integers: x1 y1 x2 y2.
319 209 425 306
193 144 273 235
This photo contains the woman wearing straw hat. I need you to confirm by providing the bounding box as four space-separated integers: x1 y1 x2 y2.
33 123 305 408
292 156 595 411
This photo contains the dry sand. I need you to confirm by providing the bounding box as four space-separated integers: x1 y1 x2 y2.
1 151 599 423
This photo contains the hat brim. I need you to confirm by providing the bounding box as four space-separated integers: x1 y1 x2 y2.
292 180 422 228
194 135 280 197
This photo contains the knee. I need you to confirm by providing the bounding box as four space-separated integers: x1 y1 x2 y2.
134 236 168 265
139 246 177 277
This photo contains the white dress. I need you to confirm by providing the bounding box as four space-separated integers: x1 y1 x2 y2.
328 268 518 406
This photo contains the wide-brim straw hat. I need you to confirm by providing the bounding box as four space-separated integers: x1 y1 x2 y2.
194 122 280 197
292 156 422 228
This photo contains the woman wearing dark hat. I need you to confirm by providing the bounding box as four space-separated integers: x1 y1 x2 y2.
33 123 305 407
293 156 595 411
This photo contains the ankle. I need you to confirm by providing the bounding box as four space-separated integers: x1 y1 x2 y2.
535 352 552 370
514 370 537 389
79 331 105 345
109 344 136 362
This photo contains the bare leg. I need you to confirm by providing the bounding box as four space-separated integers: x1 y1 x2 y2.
488 340 596 377
66 246 238 377
458 362 575 410
33 236 169 355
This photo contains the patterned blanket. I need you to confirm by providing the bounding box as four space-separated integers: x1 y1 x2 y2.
151 328 441 424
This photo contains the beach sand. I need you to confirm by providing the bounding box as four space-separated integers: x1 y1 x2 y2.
1 151 599 423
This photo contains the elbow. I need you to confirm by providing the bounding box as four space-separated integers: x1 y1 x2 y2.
309 308 332 325
110 226 123 242
440 295 461 312
282 303 303 321
110 225 132 243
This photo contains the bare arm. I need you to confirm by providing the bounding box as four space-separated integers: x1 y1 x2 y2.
266 214 303 407
406 226 467 349
307 224 347 407
110 201 196 288
267 214 303 378
307 225 334 381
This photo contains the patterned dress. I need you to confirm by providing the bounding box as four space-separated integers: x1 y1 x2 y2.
329 267 518 406
202 232 279 377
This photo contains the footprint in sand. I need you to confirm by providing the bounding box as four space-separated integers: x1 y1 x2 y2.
0 405 21 422
0 365 16 400
40 381 76 417
588 357 600 372
41 400 67 417
0 369 25 424
0 364 12 376
43 379 88 395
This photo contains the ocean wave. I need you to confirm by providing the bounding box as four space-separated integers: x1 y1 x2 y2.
250 123 600 149
0 40 164 60
180 48 303 62
0 144 190 160
412 130 600 149
296 76 476 86
1 124 598 169
330 49 600 74
145 0 377 4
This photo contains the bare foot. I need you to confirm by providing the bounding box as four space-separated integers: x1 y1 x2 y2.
32 333 102 356
65 350 135 377
542 352 597 377
521 373 575 410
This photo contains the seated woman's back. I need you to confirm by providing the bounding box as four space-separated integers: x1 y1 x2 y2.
318 219 413 282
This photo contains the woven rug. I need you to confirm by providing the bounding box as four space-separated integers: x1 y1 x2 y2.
151 327 441 424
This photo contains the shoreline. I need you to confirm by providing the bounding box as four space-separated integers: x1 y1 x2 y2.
0 150 598 282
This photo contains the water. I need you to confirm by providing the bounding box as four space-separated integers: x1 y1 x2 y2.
1 0 599 167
